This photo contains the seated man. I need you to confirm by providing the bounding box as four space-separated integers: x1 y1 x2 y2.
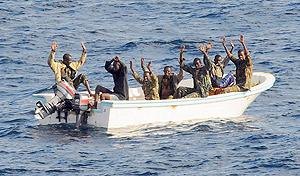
158 66 183 100
158 47 184 99
174 45 212 98
48 41 93 95
221 35 253 93
200 41 235 88
95 56 129 101
130 58 159 100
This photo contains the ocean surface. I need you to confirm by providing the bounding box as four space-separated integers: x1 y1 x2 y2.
0 0 300 175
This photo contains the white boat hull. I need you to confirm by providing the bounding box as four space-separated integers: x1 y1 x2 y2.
34 72 275 129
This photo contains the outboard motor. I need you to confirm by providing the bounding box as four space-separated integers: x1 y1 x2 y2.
35 80 76 119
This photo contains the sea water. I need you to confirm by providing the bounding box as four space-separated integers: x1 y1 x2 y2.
0 0 299 175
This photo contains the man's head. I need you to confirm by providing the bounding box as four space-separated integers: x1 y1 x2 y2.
214 54 223 65
238 49 245 60
143 71 151 82
163 66 173 78
63 53 72 65
193 58 203 69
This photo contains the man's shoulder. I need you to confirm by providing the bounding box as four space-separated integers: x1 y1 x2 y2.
67 62 77 70
157 75 163 80
52 60 64 67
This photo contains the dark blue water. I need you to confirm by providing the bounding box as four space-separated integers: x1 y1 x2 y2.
1 0 300 175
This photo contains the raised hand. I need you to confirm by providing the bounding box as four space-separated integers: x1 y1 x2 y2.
221 36 232 58
81 42 87 52
51 41 58 52
239 34 245 44
198 44 206 53
141 57 145 66
113 56 120 62
239 34 248 55
147 61 152 72
179 45 185 64
206 42 213 51
221 36 226 46
179 45 185 53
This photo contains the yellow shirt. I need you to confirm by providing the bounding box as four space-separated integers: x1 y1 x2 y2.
48 51 87 82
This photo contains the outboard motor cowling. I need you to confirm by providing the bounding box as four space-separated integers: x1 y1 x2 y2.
35 80 76 119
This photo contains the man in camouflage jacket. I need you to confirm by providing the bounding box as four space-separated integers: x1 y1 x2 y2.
130 58 160 100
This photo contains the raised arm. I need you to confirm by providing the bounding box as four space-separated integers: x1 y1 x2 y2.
147 61 158 84
147 61 153 75
222 39 235 66
130 60 144 84
222 36 238 64
72 42 87 70
205 42 213 53
178 45 193 74
239 34 249 56
79 42 87 63
240 35 252 65
48 42 58 70
140 57 147 72
221 36 232 58
105 56 116 74
199 44 212 70
177 68 184 82
179 45 185 66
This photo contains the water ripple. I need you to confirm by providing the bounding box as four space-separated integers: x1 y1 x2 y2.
0 0 299 175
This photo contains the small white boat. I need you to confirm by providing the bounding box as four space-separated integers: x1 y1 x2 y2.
33 72 275 129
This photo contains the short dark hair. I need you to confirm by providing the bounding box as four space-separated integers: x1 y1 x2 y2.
193 58 201 64
238 49 244 54
63 53 72 61
214 54 222 63
164 66 172 71
214 54 222 60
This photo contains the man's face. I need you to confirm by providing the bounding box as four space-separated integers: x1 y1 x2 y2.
194 60 203 69
238 50 245 60
214 56 223 65
63 54 72 66
113 61 121 71
164 67 172 78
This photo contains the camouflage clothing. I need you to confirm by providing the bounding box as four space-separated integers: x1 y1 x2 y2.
223 54 253 93
175 87 201 98
48 51 87 82
72 73 88 89
132 71 160 100
223 84 245 93
203 54 233 88
175 62 212 98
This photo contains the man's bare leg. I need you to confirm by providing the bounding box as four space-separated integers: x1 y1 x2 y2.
83 79 93 96
100 93 112 100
